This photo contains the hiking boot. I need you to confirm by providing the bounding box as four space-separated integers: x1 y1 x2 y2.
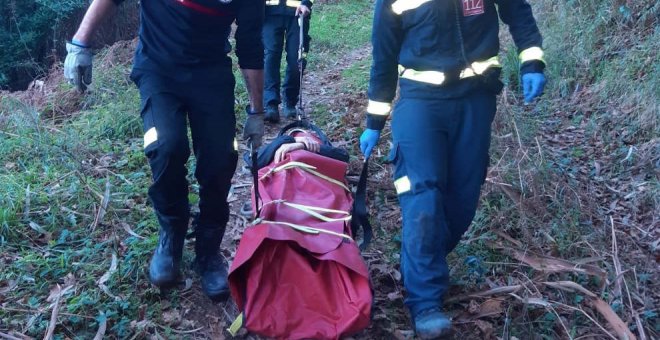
194 227 229 301
264 104 280 123
149 226 186 288
195 254 230 301
283 103 297 119
414 308 452 339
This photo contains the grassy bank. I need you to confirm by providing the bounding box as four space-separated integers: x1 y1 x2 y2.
0 1 375 338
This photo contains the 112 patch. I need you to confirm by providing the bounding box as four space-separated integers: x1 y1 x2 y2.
463 0 484 16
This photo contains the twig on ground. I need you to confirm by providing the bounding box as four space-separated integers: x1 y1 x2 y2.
543 281 597 297
43 284 62 340
510 293 572 339
611 217 647 340
119 221 146 239
552 301 617 340
91 178 111 231
93 314 107 340
445 285 523 304
0 332 29 340
589 298 637 340
503 247 606 282
23 184 30 221
156 326 205 335
98 252 121 301
611 216 624 300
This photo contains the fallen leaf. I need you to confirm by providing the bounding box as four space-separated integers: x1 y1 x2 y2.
392 269 402 281
474 319 494 338
162 309 181 326
468 300 480 314
477 299 504 318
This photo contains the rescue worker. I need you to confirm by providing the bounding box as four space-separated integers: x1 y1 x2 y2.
263 0 313 123
64 0 265 301
359 0 546 337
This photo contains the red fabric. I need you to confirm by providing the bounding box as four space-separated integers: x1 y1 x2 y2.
229 147 372 339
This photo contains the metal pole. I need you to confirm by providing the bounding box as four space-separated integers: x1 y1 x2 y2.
296 14 306 122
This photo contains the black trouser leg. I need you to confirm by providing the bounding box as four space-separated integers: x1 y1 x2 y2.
282 15 310 106
185 67 237 300
134 71 191 287
263 15 286 107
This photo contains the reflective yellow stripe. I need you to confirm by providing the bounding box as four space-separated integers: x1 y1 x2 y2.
286 0 301 7
233 138 239 152
392 0 432 15
394 176 411 194
459 56 501 78
367 100 392 116
519 47 545 64
258 219 353 240
143 127 158 149
227 313 243 336
399 65 446 85
265 0 279 5
399 56 500 85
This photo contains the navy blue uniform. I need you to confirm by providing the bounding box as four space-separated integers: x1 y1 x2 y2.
114 0 264 250
263 0 312 109
366 0 545 318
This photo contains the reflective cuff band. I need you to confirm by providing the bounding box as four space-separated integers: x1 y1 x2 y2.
366 100 392 116
519 47 546 64
287 0 302 7
399 65 446 85
394 176 411 195
392 0 432 15
143 127 158 149
460 57 501 78
265 0 279 5
233 138 239 152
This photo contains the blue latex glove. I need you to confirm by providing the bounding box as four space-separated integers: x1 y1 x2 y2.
359 129 381 159
522 73 546 103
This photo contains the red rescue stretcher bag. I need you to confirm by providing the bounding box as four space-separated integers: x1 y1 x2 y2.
228 121 373 339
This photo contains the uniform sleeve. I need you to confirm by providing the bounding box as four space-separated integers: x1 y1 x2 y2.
235 0 265 69
495 0 545 74
111 0 126 5
302 0 314 9
366 0 403 131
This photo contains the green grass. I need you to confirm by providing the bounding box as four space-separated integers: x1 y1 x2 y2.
307 0 373 69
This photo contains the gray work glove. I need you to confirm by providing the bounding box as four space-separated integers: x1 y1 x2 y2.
64 42 93 92
242 112 265 150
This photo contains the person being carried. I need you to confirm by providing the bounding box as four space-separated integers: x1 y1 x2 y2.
262 0 313 123
64 0 266 301
359 0 547 338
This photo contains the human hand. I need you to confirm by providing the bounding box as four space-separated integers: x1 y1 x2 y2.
64 41 93 92
242 113 265 150
274 143 304 163
294 136 320 153
359 129 381 159
522 73 546 104
295 5 310 17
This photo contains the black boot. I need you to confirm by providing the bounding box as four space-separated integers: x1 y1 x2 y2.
194 227 229 301
149 225 186 288
283 103 297 119
264 104 280 123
